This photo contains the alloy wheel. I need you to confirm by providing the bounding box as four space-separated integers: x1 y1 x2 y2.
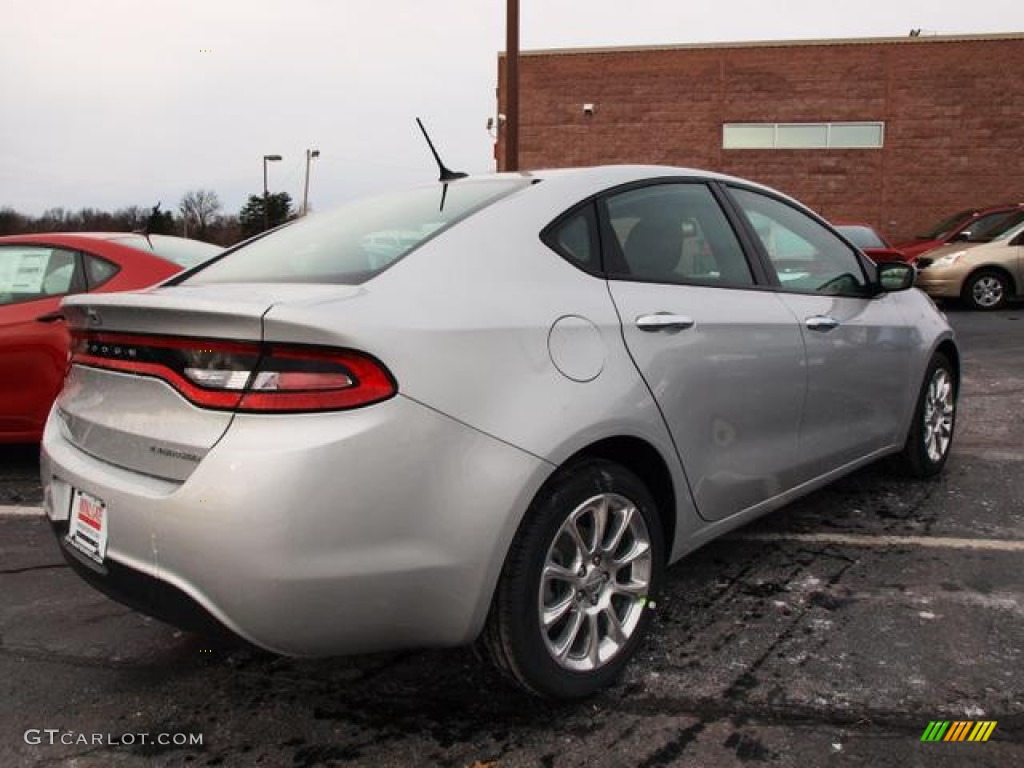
923 367 955 464
971 275 1004 308
538 492 653 672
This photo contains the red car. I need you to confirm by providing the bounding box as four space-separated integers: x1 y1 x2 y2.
0 233 220 442
897 203 1024 260
834 223 910 264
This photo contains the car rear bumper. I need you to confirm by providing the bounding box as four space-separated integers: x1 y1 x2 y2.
51 519 236 639
41 394 551 656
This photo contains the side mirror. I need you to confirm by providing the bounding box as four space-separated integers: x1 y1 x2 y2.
877 261 915 292
953 230 971 242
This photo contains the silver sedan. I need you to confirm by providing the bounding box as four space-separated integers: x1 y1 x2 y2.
41 166 958 699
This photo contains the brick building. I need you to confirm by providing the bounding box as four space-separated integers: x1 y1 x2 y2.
495 33 1024 241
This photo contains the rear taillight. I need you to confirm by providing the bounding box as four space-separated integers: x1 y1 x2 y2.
70 331 397 412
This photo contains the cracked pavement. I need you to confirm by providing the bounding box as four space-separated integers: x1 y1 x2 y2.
1 306 1022 767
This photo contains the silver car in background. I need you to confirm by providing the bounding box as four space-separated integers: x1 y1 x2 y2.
41 166 958 699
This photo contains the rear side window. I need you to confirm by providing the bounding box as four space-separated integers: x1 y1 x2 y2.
0 245 84 306
185 180 529 285
542 204 600 272
85 255 120 288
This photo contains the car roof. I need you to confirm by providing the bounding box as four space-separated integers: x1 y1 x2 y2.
485 164 802 210
512 164 764 187
973 203 1024 212
0 232 220 266
1 232 163 245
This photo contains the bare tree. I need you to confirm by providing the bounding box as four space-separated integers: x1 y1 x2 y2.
179 189 222 239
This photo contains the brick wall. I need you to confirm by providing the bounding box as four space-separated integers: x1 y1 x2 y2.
496 35 1024 241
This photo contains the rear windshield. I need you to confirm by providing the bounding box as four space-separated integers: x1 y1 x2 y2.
836 225 885 249
112 235 221 268
185 179 529 285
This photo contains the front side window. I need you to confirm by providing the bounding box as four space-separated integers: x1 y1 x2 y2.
0 246 82 306
185 179 529 286
602 183 754 286
730 187 869 296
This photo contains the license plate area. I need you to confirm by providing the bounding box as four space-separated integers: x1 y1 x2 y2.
67 489 108 564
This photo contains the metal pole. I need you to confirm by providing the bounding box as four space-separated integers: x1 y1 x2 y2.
302 149 319 216
505 0 519 171
263 157 269 232
302 150 311 216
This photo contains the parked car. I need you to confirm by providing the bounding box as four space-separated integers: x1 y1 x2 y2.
897 203 1024 260
915 218 1024 309
41 167 958 699
834 222 909 263
0 233 220 442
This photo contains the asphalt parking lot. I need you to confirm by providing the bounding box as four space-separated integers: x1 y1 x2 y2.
1 305 1022 767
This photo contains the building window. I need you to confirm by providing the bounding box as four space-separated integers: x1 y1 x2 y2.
723 122 884 149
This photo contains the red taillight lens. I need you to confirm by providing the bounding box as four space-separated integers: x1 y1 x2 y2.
237 345 396 412
70 331 397 413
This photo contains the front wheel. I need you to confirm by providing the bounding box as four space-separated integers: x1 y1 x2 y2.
892 352 957 477
963 269 1009 310
479 459 665 699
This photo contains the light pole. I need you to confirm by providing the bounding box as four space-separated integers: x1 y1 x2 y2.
302 149 320 216
263 154 282 231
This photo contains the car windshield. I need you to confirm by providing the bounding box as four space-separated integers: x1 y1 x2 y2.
185 179 530 285
917 209 976 240
969 210 1024 242
836 225 886 249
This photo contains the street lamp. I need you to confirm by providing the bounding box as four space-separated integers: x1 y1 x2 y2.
302 149 320 216
263 154 282 231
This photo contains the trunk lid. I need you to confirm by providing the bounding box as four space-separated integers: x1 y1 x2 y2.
56 284 362 481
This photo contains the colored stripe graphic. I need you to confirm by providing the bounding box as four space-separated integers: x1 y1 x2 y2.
969 722 997 742
922 721 998 742
945 721 969 741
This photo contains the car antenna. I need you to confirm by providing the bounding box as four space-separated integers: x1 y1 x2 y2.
133 202 160 249
416 118 467 183
416 118 467 213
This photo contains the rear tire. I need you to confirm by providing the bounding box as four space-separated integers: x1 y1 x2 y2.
962 269 1010 310
479 459 665 699
892 353 957 478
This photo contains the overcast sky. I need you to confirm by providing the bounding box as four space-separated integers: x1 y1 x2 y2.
2 1 1021 218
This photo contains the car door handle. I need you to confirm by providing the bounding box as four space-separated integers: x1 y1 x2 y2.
36 311 65 323
636 313 695 332
805 315 840 332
